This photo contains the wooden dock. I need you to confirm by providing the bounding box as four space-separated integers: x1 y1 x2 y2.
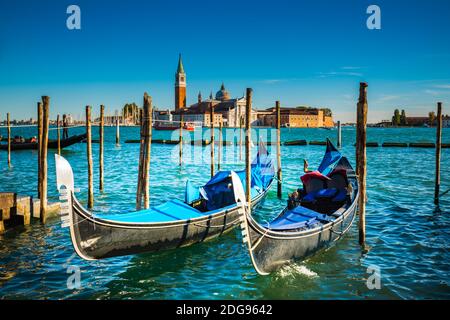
0 192 60 234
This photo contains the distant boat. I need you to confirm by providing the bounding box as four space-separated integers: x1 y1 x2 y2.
154 122 195 131
55 141 274 260
234 139 359 275
0 133 87 151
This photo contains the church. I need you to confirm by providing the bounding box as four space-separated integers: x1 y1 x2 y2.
171 55 257 127
154 55 333 128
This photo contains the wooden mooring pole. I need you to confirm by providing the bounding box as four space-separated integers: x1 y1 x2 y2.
276 101 282 198
143 94 152 209
337 120 342 148
218 119 222 171
7 113 11 167
245 88 253 209
356 83 368 247
434 102 443 205
210 102 215 178
239 115 243 161
179 114 183 166
86 106 94 209
136 94 152 210
136 108 145 210
116 111 120 145
99 105 104 192
40 96 50 223
57 114 61 155
37 102 43 198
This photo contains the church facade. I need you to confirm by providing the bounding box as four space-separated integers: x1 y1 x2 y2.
172 55 257 127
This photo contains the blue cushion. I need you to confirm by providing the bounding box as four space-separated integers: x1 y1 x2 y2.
267 206 331 230
332 189 347 202
96 199 204 223
315 188 338 199
291 206 334 223
302 191 317 202
267 214 316 230
302 188 338 203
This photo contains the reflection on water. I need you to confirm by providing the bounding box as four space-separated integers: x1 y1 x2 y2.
0 127 449 299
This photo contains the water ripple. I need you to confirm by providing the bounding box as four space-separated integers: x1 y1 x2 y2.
0 127 449 299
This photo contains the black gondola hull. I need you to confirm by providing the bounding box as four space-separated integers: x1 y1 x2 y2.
244 195 358 273
0 133 86 151
69 181 272 260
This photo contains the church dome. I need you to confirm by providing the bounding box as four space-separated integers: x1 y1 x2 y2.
215 83 230 101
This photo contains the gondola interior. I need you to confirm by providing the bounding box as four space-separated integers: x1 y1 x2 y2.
96 166 273 224
266 159 354 232
264 140 355 232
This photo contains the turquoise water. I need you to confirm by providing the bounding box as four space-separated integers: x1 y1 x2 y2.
0 126 449 299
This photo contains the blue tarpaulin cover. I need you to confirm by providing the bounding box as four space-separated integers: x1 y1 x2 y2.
96 141 274 223
185 179 200 203
317 139 342 175
201 140 274 210
96 199 204 223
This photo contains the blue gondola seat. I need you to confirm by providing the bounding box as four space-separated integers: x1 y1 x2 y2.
267 206 334 230
332 189 347 202
315 188 338 199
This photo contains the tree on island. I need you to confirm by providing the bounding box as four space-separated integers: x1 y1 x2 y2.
122 103 141 124
400 109 407 125
322 108 332 117
428 111 436 126
392 109 401 126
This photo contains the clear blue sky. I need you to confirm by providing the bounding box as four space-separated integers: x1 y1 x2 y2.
1 0 450 122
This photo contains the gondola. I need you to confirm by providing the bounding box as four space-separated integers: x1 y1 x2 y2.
0 133 87 151
55 141 274 260
232 139 359 275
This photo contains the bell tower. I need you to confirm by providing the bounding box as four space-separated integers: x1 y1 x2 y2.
175 54 186 111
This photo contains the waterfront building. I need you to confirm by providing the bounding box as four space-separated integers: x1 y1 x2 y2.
158 56 333 128
443 116 449 128
404 117 429 127
258 107 334 128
